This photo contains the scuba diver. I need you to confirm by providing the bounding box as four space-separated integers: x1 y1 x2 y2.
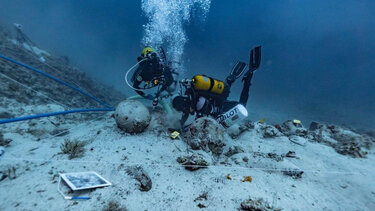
172 46 261 129
130 46 176 106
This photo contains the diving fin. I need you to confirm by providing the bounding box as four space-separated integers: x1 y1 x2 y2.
229 61 247 79
249 46 261 72
243 46 261 81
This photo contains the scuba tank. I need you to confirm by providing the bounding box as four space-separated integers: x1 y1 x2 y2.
192 75 225 95
216 104 248 128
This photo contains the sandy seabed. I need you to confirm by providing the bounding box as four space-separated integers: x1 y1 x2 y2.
0 109 374 211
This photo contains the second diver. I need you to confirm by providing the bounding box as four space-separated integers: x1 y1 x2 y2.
130 46 176 106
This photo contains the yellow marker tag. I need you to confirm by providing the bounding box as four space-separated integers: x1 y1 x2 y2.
258 118 266 124
293 119 301 124
242 176 252 183
170 131 180 140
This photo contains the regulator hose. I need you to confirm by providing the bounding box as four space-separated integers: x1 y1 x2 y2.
124 58 149 91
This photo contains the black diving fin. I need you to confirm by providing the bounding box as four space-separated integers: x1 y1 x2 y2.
229 61 247 79
243 46 261 80
239 46 261 105
249 46 261 72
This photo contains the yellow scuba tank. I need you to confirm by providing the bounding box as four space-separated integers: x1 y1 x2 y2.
191 75 225 95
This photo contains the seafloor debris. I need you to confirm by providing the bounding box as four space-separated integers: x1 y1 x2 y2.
102 200 127 211
0 111 12 119
194 192 208 208
126 165 152 192
309 122 372 158
183 117 226 155
257 123 283 138
282 168 304 179
115 100 151 134
49 128 69 137
226 174 232 180
278 120 310 146
266 153 284 162
0 172 6 182
253 152 284 162
60 139 86 159
224 145 245 157
284 151 297 158
279 120 308 137
177 154 209 171
240 197 281 211
227 120 255 139
194 192 208 202
288 135 307 146
0 147 4 157
309 121 320 131
0 165 18 182
0 132 12 147
242 176 252 183
197 203 206 208
7 166 17 180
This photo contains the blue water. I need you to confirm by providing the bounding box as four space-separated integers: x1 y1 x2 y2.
0 0 374 128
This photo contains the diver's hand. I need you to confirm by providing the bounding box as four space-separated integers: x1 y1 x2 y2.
144 94 154 100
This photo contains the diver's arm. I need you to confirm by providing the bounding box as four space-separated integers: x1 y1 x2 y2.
133 79 146 97
131 63 147 97
154 84 167 98
154 65 174 99
239 71 253 106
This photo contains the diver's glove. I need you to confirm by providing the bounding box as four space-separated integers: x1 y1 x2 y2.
226 75 236 86
144 94 154 100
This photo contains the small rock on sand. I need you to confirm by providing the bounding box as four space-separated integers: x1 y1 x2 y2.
126 166 152 192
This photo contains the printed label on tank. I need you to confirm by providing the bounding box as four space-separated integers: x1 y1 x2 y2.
217 107 239 123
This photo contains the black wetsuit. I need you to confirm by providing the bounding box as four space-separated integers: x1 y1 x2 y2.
132 53 174 99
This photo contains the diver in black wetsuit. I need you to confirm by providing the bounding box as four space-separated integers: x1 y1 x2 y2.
131 46 175 106
172 46 261 128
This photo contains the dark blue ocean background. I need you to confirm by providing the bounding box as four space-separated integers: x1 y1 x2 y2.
0 0 374 129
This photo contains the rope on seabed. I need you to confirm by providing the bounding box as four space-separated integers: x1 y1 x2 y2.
0 54 116 124
0 54 112 108
24 49 89 93
0 71 70 110
13 31 110 109
0 157 363 175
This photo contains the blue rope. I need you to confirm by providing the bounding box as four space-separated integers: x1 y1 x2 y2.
0 54 118 124
0 108 114 124
0 54 112 108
